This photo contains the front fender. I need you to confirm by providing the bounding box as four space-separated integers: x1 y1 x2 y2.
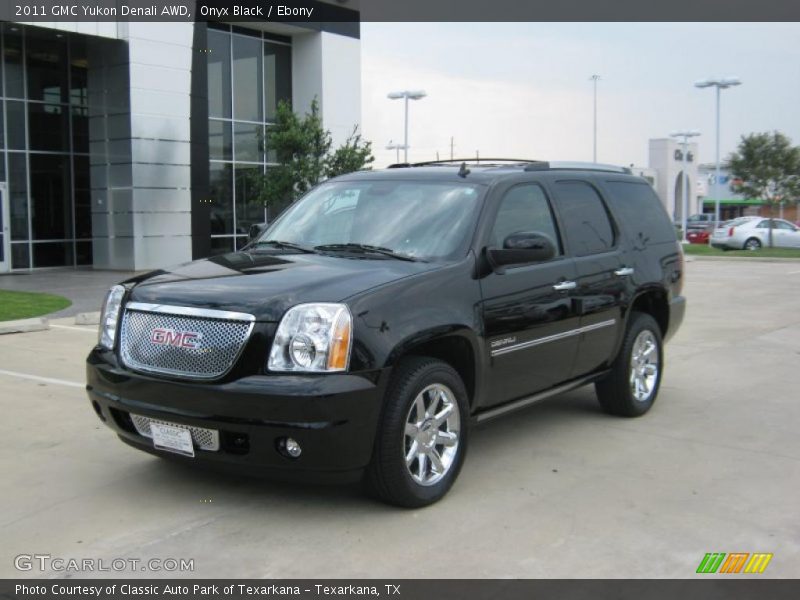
345 257 482 379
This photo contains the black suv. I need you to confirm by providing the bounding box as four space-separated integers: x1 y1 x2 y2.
87 160 685 507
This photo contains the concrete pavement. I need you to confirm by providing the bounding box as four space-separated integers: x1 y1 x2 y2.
0 260 798 578
0 269 139 318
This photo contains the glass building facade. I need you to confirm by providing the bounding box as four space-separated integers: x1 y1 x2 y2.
0 22 292 268
206 24 291 255
0 16 359 272
1 23 92 269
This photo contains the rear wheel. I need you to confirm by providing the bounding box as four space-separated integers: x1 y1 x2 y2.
595 312 663 417
744 237 761 251
365 357 469 508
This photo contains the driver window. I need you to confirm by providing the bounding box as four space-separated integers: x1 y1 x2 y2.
490 184 561 256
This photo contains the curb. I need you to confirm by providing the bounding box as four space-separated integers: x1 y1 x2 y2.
75 311 101 326
0 317 50 335
687 255 800 263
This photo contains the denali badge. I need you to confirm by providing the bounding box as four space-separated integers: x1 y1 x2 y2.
150 328 202 349
490 336 517 349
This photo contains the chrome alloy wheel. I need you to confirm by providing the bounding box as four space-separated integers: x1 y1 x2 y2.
630 330 659 402
403 383 461 486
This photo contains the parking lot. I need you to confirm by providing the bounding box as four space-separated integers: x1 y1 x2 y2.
1 259 798 578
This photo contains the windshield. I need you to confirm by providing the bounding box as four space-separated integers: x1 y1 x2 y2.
257 180 484 260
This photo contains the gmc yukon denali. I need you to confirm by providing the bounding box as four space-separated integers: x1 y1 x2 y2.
87 160 686 507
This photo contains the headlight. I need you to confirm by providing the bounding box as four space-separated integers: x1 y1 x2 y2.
98 285 126 350
268 303 352 372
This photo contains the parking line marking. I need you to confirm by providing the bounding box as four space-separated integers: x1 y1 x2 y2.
788 269 800 275
51 324 97 333
0 368 83 389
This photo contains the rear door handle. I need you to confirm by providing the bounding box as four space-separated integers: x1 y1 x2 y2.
553 280 577 291
614 267 634 277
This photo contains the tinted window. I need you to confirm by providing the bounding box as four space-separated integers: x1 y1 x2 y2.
207 30 231 118
603 180 675 245
234 164 263 235
30 154 72 240
26 32 68 102
264 42 292 121
28 103 69 151
232 34 263 122
554 181 615 256
490 184 561 255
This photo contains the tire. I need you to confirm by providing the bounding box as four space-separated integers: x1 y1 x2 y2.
365 357 469 508
595 312 663 417
744 237 761 251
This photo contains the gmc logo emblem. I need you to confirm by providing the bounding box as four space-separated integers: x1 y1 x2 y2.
150 328 202 349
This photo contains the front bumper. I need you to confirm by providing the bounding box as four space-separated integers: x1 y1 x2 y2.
86 349 389 483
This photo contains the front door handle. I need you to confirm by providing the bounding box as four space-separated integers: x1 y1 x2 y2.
553 280 577 291
614 267 634 277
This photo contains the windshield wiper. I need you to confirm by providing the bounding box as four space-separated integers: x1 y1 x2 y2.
314 243 422 262
252 240 317 254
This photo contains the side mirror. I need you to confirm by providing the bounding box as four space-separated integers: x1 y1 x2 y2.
487 231 556 270
248 223 267 242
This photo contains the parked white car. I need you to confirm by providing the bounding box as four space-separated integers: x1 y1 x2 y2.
710 216 800 250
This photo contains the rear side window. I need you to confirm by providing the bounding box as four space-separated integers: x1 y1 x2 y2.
603 180 675 245
553 181 615 256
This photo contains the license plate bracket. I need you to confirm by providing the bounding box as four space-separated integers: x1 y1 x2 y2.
150 422 195 457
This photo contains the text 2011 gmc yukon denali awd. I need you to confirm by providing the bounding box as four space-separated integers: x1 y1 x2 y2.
87 160 685 507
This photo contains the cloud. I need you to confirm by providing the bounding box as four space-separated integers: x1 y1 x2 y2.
363 54 600 167
360 23 800 168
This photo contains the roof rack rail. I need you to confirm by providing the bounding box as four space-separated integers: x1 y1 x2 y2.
386 159 632 175
410 158 544 167
546 161 632 174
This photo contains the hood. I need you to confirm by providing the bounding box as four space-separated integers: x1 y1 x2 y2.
124 251 441 322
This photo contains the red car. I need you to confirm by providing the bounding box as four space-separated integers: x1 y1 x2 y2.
686 228 710 244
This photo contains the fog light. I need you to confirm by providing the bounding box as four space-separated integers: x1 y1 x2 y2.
285 438 302 458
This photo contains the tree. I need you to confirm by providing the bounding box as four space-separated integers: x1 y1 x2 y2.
250 99 374 218
727 132 800 247
326 126 375 179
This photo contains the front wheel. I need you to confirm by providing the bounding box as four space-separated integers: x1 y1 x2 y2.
595 312 663 417
364 357 469 508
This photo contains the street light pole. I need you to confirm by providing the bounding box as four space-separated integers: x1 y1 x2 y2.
388 90 427 163
670 130 701 244
695 76 742 225
386 142 407 164
404 96 409 163
715 85 721 224
590 74 601 163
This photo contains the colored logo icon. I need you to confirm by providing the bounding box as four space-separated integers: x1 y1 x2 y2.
696 553 773 574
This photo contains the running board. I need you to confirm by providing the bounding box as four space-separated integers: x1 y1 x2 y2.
474 371 609 424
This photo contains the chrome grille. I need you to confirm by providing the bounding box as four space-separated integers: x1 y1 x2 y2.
130 414 220 451
120 302 255 380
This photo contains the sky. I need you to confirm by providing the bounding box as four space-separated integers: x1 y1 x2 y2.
359 22 800 168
